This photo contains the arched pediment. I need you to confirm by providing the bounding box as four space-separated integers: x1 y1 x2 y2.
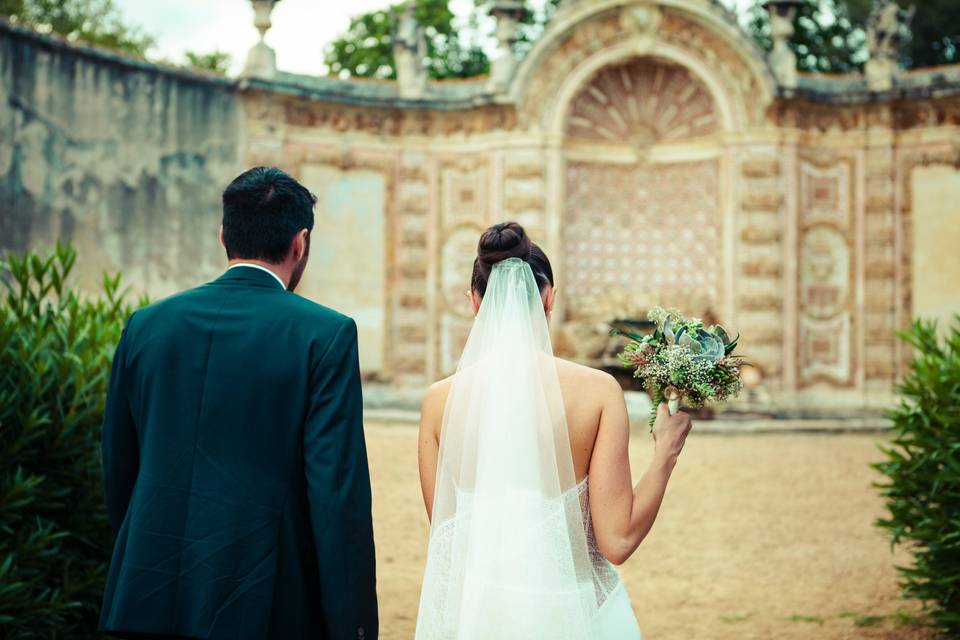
565 57 720 146
509 0 776 133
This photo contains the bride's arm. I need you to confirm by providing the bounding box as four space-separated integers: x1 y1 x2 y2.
588 377 692 565
418 379 450 522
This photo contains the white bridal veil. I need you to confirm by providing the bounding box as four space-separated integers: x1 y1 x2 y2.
415 257 599 640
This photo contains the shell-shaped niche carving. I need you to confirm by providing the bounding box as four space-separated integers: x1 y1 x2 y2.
565 58 719 146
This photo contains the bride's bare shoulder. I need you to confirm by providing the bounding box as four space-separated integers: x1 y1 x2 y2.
421 375 455 424
553 357 622 397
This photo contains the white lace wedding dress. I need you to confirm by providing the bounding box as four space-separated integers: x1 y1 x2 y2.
415 258 642 640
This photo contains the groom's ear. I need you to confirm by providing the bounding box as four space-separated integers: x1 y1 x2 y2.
291 228 309 262
218 226 226 252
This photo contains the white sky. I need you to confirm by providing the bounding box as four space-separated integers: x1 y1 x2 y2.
116 0 754 77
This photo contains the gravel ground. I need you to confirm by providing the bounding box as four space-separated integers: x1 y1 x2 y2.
365 422 933 640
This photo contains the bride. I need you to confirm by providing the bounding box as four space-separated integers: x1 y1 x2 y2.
415 222 693 639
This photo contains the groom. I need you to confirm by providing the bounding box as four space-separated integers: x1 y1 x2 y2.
99 167 378 639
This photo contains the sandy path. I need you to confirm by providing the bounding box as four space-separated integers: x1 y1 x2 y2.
366 423 932 639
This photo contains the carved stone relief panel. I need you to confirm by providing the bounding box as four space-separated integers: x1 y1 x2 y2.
797 160 855 386
441 163 488 228
436 159 490 376
799 315 852 383
800 163 850 227
800 225 851 319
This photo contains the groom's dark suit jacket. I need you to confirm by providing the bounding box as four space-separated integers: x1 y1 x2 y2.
99 266 377 640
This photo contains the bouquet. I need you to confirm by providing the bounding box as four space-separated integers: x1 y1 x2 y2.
616 307 745 429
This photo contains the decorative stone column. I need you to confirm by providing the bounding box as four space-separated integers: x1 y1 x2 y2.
762 0 802 90
487 1 527 94
392 2 428 100
243 0 281 78
865 0 915 92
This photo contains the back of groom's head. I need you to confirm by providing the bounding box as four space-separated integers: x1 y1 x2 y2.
221 167 316 264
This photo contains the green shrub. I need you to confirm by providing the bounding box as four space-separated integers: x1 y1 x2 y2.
874 318 960 637
0 243 143 639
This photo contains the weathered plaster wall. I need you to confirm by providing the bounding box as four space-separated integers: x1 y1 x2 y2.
911 164 960 335
0 23 242 298
299 163 388 374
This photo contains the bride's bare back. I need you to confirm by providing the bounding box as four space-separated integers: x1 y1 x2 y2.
419 356 693 565
419 220 693 566
554 357 621 481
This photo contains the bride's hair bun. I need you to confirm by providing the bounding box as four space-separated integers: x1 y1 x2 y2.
471 222 553 297
477 222 531 267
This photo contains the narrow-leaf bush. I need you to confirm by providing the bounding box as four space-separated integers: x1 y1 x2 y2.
0 243 144 638
874 317 960 637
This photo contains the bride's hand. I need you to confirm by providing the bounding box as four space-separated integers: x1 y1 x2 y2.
651 403 692 466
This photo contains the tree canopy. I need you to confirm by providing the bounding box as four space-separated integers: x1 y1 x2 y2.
0 0 155 56
323 0 562 80
740 0 959 72
0 0 234 73
325 0 959 80
324 0 489 80
184 50 232 75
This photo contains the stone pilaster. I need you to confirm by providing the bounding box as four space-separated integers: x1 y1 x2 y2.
862 109 898 391
391 153 431 385
735 150 786 388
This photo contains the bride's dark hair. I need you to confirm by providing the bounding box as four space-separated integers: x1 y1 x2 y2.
471 221 554 297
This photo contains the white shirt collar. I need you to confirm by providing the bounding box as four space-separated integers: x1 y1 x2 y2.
227 263 287 290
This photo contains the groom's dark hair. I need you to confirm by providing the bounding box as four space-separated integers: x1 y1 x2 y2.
221 167 316 264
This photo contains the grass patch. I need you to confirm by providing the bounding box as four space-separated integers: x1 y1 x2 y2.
833 609 930 630
719 613 752 624
854 615 886 627
787 614 825 625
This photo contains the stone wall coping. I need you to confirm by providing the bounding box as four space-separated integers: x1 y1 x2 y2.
0 16 236 89
241 71 499 110
791 66 960 103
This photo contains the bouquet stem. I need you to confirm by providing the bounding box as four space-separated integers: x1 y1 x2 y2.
648 388 663 431
665 386 681 416
648 386 681 431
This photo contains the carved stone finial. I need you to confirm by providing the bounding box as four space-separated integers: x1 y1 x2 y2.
762 0 803 89
865 0 915 92
392 2 428 100
487 1 528 94
243 0 281 78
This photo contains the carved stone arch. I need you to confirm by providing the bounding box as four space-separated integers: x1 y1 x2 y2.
546 43 735 138
510 0 775 133
564 57 720 147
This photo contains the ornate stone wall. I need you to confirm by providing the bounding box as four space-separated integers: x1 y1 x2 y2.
4 2 960 410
